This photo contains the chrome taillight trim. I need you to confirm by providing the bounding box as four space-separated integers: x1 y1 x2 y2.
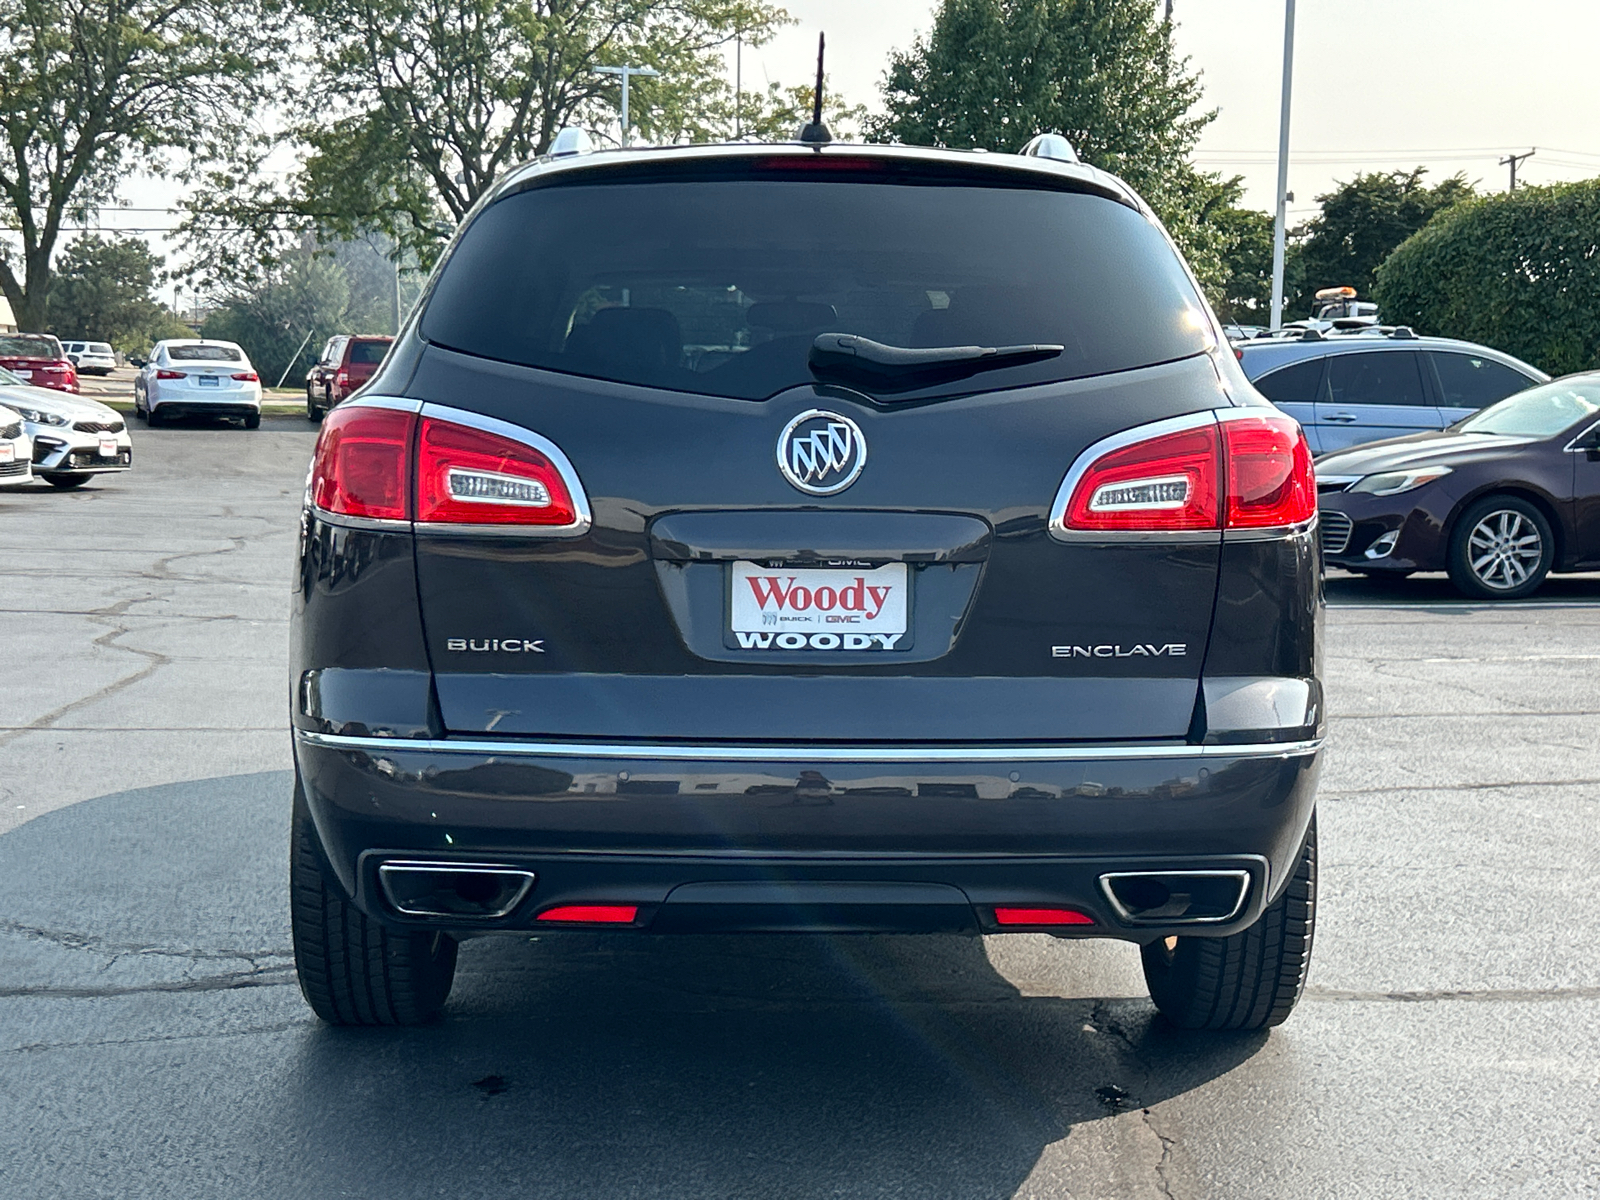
295 728 1324 763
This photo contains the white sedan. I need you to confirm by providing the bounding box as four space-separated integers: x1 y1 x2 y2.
0 374 131 489
134 339 263 428
0 402 33 488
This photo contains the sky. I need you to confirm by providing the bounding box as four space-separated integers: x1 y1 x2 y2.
91 0 1600 299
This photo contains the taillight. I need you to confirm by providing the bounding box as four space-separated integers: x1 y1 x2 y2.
335 370 349 386
416 416 577 527
232 371 259 382
1055 412 1315 536
309 405 415 521
155 369 184 380
1222 414 1316 528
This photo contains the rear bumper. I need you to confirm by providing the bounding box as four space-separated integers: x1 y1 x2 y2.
149 399 260 416
294 731 1322 942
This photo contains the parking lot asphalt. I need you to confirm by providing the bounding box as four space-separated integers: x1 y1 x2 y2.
2 416 1598 1198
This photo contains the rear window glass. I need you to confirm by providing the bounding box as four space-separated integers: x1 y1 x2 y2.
347 341 390 365
168 344 242 362
1327 351 1430 407
1430 352 1534 410
421 178 1210 400
0 334 62 358
88 343 113 354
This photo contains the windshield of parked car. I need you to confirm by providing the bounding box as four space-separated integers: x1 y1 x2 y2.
1454 377 1600 437
167 344 243 362
0 334 63 359
421 174 1212 401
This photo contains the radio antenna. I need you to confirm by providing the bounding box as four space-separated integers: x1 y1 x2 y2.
797 32 833 145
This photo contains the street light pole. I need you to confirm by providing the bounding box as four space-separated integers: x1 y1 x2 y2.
1269 0 1296 330
594 64 660 147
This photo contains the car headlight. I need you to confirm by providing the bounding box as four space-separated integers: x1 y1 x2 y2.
14 407 69 427
1349 467 1452 496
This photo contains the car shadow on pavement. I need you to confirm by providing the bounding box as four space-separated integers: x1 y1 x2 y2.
1 771 1267 1198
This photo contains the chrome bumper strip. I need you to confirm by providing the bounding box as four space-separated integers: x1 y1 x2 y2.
295 729 1324 764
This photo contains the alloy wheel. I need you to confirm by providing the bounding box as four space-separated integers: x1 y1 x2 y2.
1466 510 1544 591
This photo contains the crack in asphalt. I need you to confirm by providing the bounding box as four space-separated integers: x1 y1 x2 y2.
1306 985 1600 1004
0 919 292 966
1086 999 1184 1199
5 1019 308 1056
0 968 296 1001
1321 779 1600 797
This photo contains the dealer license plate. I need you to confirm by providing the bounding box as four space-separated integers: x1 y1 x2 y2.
0 444 12 462
99 438 118 457
198 374 219 386
729 561 908 651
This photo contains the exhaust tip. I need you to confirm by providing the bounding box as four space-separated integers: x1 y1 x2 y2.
1099 870 1250 924
378 860 536 919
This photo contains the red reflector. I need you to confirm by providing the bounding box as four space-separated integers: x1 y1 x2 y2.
536 904 638 924
1062 422 1221 533
1222 414 1316 528
416 416 577 527
309 405 416 521
993 907 1094 927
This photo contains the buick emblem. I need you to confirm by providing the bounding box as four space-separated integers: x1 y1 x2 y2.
777 409 867 496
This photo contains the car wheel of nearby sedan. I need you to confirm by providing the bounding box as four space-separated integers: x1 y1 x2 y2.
244 413 261 430
290 784 458 1025
42 474 91 490
1448 495 1554 600
1141 816 1316 1031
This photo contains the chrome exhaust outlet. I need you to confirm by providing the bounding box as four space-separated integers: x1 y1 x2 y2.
377 861 536 919
1099 870 1251 924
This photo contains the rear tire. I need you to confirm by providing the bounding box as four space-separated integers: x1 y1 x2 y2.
42 474 90 489
244 412 261 430
1141 815 1317 1030
1447 495 1553 600
290 786 458 1025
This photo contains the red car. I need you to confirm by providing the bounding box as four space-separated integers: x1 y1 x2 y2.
0 333 79 393
304 334 393 420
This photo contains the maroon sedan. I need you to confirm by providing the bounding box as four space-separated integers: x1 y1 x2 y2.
0 333 79 393
1317 373 1600 598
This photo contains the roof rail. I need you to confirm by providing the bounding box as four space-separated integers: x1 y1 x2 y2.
1021 133 1080 164
548 127 593 158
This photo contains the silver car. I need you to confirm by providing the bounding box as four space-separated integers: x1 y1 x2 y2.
1238 328 1547 454
0 372 132 489
0 402 32 488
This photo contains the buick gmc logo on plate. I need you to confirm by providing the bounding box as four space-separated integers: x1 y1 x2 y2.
777 409 867 495
730 562 908 650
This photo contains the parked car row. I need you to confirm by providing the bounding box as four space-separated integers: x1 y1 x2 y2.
0 371 132 490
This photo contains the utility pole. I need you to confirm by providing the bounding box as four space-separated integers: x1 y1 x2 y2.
734 35 742 138
1269 0 1296 331
593 64 660 148
1499 149 1535 191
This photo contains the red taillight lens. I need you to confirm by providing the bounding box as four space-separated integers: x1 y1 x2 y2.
155 369 184 380
309 405 415 520
1058 413 1315 535
1062 423 1221 533
536 904 638 924
993 907 1095 927
232 371 259 382
416 416 577 526
1221 414 1316 528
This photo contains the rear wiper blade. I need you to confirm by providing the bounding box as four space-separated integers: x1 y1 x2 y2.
808 333 1064 393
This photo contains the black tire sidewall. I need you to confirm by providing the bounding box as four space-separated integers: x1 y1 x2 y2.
1448 496 1554 600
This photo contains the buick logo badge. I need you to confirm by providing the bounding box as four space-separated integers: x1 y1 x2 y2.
777 409 867 496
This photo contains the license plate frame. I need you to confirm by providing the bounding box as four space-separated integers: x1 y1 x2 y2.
725 561 912 652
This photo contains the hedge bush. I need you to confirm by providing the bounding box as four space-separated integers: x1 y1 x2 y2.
1374 179 1600 376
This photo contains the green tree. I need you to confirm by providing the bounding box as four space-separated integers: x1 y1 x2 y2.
1208 197 1274 325
1289 168 1473 319
202 245 383 386
1375 179 1600 376
867 0 1245 294
0 0 281 329
185 0 792 279
45 235 171 352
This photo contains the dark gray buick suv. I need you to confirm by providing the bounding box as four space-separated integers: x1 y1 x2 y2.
291 138 1324 1031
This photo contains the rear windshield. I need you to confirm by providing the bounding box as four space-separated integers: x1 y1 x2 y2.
88 343 113 354
0 334 62 359
168 344 242 362
421 178 1210 400
347 340 390 365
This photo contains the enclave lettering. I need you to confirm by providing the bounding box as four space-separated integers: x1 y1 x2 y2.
1051 643 1188 658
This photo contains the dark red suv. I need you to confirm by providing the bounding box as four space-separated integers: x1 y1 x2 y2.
305 335 393 419
0 333 79 393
